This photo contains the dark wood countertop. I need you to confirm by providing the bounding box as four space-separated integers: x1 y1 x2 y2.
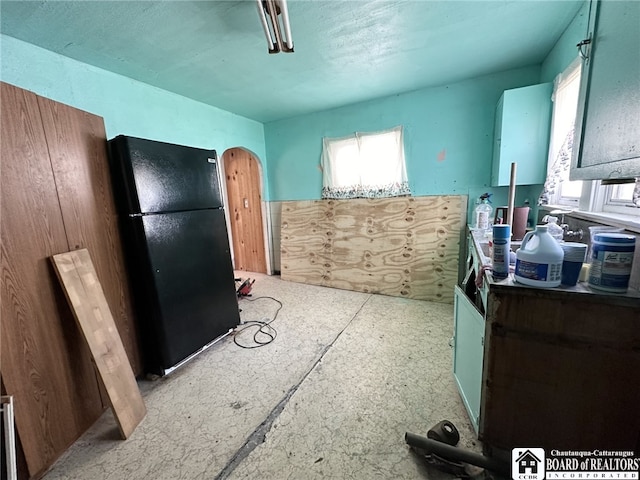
469 228 640 308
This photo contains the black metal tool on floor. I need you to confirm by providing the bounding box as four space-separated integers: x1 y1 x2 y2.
427 420 460 445
405 421 510 478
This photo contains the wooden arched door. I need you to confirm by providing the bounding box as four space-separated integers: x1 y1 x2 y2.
223 148 267 273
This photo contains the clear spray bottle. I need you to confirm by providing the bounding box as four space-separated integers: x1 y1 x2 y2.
474 193 493 234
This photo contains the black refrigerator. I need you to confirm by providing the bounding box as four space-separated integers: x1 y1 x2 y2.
108 135 240 376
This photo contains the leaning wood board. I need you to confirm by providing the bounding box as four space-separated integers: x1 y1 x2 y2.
281 196 466 303
51 249 146 439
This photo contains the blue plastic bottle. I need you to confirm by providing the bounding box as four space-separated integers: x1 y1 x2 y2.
492 224 511 280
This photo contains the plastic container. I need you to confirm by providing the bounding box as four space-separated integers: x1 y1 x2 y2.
514 225 564 288
474 199 493 234
587 225 624 261
560 242 588 286
542 215 564 243
492 224 510 280
588 233 636 293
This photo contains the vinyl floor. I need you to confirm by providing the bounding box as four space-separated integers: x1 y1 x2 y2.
42 273 480 480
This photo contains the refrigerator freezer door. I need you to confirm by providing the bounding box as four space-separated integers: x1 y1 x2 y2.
138 208 239 371
109 135 222 214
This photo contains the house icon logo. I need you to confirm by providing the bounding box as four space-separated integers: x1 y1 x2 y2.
512 448 545 480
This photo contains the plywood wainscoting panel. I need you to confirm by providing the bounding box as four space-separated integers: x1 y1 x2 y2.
281 196 466 303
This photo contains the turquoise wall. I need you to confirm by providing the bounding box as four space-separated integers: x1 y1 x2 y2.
541 1 590 83
263 0 591 218
2 0 590 210
264 66 543 218
0 34 269 195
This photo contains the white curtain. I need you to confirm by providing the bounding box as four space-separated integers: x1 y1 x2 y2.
539 59 582 205
321 126 410 199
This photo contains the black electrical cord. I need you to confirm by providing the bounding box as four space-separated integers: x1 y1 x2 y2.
233 296 283 349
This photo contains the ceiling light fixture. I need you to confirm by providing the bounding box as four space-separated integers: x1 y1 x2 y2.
256 0 294 54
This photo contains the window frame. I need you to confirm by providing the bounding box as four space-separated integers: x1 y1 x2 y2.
601 182 639 214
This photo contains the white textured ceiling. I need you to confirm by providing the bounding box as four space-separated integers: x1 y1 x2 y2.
0 0 583 122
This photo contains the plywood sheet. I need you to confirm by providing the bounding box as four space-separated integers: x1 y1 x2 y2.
281 196 466 303
52 249 146 439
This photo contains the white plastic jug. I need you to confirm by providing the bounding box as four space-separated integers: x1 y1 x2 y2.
514 225 564 287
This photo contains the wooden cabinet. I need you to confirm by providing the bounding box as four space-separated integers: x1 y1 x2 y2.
572 0 640 180
481 287 640 452
0 82 141 478
491 83 553 186
457 230 640 453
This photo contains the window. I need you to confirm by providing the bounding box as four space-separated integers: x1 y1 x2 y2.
540 58 640 221
539 58 583 206
321 126 410 199
600 180 640 214
609 183 636 204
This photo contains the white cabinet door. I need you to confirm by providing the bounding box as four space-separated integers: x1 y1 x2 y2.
453 286 485 434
